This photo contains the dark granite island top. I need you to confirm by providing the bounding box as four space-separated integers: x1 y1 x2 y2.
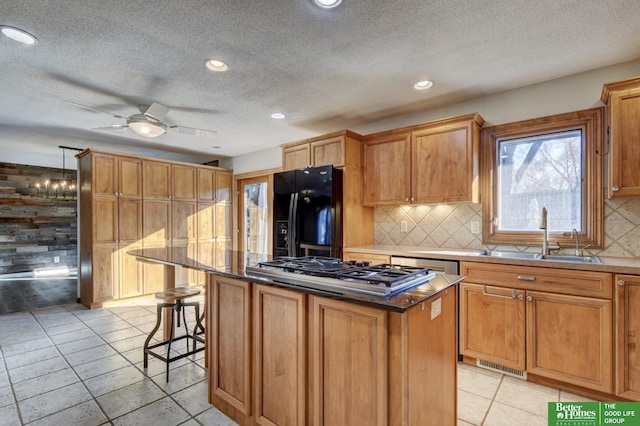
128 247 464 312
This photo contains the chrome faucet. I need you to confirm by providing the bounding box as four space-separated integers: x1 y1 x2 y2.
571 228 592 257
539 207 560 257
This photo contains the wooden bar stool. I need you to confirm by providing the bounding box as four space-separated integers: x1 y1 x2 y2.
143 286 205 382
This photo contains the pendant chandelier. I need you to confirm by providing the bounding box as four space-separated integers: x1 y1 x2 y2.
35 146 83 200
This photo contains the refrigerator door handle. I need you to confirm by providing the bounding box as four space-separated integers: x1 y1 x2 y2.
288 193 297 257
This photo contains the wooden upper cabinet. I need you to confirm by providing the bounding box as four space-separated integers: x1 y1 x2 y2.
172 164 197 201
118 157 142 198
282 142 311 170
143 160 171 199
362 113 483 206
197 168 232 202
216 170 232 203
311 135 345 167
362 131 412 205
92 153 118 197
601 77 640 197
412 118 480 203
281 131 359 170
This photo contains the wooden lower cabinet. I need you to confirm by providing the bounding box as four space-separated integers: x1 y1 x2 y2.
207 275 458 425
459 283 526 371
615 274 640 401
526 291 612 393
310 296 388 426
460 262 614 394
342 251 391 265
209 276 253 421
254 285 306 426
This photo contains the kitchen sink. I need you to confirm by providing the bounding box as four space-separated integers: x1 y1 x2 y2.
482 251 602 264
540 254 603 264
484 251 542 260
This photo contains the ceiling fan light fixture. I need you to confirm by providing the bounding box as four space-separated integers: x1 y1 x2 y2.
414 80 434 90
313 0 342 9
1 25 38 45
205 59 228 72
128 117 166 137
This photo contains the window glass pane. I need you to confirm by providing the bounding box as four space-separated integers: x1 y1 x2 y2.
496 129 584 232
243 182 269 256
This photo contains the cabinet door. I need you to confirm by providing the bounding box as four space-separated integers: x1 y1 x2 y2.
197 168 216 202
526 291 613 393
459 283 526 370
119 242 143 298
142 244 167 294
311 136 344 167
411 121 478 203
143 160 171 199
172 164 197 201
310 295 387 426
615 274 640 400
607 84 640 197
142 200 171 244
93 244 119 302
362 132 411 205
283 143 310 171
118 198 142 243
211 276 252 417
196 202 215 240
253 284 306 426
92 153 118 197
171 201 197 243
118 157 142 198
216 170 232 203
93 198 118 245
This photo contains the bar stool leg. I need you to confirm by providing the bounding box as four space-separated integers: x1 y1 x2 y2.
144 303 164 369
165 305 176 383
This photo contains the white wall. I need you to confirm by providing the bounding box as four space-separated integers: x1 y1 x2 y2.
226 58 640 174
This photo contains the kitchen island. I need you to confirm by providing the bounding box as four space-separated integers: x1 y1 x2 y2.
129 248 463 426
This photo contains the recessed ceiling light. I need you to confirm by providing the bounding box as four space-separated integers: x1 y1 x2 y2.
414 80 434 90
271 112 286 119
205 59 228 72
313 0 342 9
0 25 38 45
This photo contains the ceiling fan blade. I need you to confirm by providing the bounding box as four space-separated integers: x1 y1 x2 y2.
67 101 128 120
167 125 217 139
92 124 129 131
142 102 170 122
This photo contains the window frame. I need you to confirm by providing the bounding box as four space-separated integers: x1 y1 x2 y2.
481 108 604 248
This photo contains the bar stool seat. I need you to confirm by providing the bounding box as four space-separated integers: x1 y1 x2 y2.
143 286 205 382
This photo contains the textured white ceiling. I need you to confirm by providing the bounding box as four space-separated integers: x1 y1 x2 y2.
1 0 640 166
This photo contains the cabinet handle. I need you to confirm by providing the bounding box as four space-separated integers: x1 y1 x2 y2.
482 285 517 299
612 186 620 192
517 295 524 300
618 280 625 286
517 275 536 281
526 296 533 302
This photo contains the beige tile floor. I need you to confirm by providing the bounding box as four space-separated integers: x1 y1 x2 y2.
0 296 594 425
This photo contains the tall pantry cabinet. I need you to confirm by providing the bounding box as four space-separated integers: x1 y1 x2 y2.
78 149 232 308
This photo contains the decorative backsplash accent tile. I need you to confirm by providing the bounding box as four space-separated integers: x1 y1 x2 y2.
374 198 640 258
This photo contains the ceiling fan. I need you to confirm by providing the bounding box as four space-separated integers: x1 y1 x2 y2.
68 101 217 139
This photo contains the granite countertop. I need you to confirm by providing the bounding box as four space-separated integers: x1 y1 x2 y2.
128 248 463 312
345 245 640 275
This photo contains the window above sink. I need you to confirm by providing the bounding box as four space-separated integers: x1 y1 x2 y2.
481 108 604 250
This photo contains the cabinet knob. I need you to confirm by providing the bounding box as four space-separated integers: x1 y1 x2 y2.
411 197 415 202
526 296 532 302
405 197 409 201
517 295 523 300
618 280 626 286
612 186 620 192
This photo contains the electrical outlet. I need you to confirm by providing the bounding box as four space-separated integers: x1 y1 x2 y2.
54 256 60 263
400 221 408 232
471 221 480 234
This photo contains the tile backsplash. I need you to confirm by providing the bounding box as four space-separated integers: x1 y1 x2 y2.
374 197 640 258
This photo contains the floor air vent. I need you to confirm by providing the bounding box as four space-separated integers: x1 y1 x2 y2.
476 359 527 380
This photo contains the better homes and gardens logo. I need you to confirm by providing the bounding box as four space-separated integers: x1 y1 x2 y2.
549 402 640 426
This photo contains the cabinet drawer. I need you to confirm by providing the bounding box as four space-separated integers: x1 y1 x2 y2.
460 262 612 299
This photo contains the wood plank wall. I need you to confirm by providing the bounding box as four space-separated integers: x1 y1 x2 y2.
0 162 77 275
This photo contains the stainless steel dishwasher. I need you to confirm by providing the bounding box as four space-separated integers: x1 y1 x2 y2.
391 256 459 275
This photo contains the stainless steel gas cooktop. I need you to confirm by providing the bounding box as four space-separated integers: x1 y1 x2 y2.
245 256 436 297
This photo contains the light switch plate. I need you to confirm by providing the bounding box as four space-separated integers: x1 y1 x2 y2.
471 221 480 234
431 297 442 320
400 221 408 232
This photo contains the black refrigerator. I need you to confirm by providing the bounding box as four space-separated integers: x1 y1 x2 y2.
273 165 342 258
